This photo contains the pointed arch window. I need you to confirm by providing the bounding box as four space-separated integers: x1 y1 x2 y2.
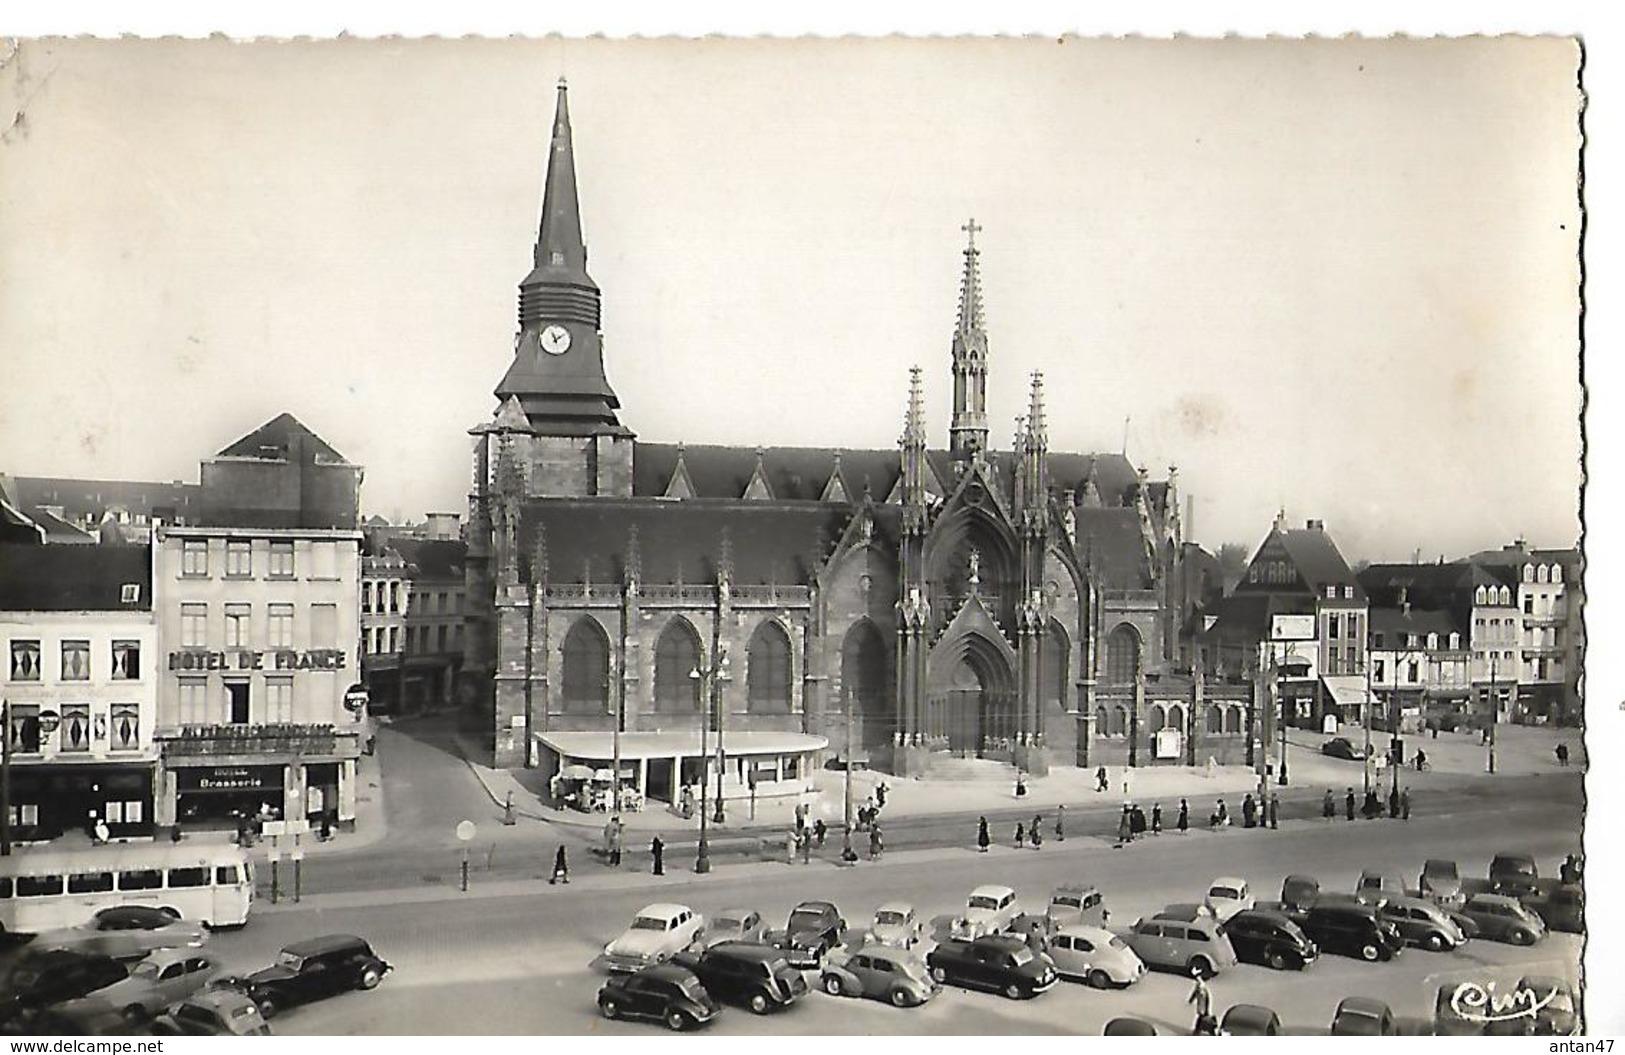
1095 705 1109 736
1109 705 1127 737
561 618 611 715
747 621 793 714
1499 586 1511 605
1041 621 1069 710
654 621 702 713
1148 704 1166 734
1475 586 1488 605
1224 705 1244 734
1167 704 1185 734
1207 704 1224 734
1104 625 1142 685
840 622 887 714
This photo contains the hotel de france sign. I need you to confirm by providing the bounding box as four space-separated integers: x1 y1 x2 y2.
167 648 349 673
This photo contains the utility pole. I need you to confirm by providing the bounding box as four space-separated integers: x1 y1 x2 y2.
841 692 858 863
1362 664 1373 796
1 700 11 856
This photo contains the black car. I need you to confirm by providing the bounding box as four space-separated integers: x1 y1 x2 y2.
1321 737 1365 761
1221 909 1318 971
597 963 720 1031
925 935 1057 1000
1489 853 1540 898
772 901 847 968
1295 904 1404 962
671 943 806 1015
0 948 128 1023
238 934 391 1018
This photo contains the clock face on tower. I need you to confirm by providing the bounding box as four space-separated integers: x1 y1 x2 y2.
540 324 572 355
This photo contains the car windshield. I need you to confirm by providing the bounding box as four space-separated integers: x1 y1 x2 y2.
716 917 744 931
275 951 304 970
1108 936 1129 950
1211 887 1240 899
132 961 162 979
790 910 825 927
968 896 1000 910
876 911 906 926
1007 947 1035 966
679 977 709 1001
1053 896 1080 909
630 916 670 931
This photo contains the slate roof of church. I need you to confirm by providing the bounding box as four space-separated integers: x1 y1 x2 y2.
1073 507 1154 590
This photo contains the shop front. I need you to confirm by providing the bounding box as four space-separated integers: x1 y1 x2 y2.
5 763 155 843
156 724 362 835
173 763 286 826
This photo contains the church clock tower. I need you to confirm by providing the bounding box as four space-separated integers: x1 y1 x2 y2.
493 79 635 497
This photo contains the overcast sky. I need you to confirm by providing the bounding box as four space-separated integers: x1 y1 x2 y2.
0 35 1582 562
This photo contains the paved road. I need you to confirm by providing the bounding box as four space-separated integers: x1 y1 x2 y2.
204 776 1583 1035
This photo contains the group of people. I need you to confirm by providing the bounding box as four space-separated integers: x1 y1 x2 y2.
1320 785 1412 822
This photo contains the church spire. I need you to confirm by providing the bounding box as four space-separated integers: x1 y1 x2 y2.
950 219 990 461
900 366 928 529
518 79 600 330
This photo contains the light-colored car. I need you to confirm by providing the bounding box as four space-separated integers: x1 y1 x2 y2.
33 905 208 961
1354 870 1408 908
1419 859 1465 909
705 909 764 948
96 949 224 1023
1045 884 1110 929
866 903 924 949
1377 895 1468 951
1045 925 1145 989
1124 916 1238 979
596 904 707 973
150 989 273 1036
1204 878 1254 922
952 884 1021 940
819 944 939 1007
1458 894 1545 946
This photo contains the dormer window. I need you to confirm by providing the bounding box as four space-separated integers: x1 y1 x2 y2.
1427 633 1438 650
120 583 141 604
1324 585 1336 600
1553 565 1563 584
1523 564 1535 582
1342 585 1354 599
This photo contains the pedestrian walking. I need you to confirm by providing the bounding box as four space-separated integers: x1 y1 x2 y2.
794 801 808 830
1362 790 1381 819
1388 786 1401 819
651 834 665 876
1555 743 1570 767
1416 749 1428 772
1323 789 1336 820
1400 788 1411 821
550 845 570 885
800 827 812 865
869 824 884 859
1015 822 1026 848
1055 805 1066 842
1151 803 1163 835
813 818 827 847
1015 772 1028 798
93 818 111 845
1268 792 1279 830
786 829 798 865
604 819 623 867
1177 798 1189 834
1189 974 1214 1035
1030 816 1043 850
1242 794 1257 829
1345 787 1356 822
1096 765 1109 792
1117 806 1133 845
977 815 991 853
876 781 889 808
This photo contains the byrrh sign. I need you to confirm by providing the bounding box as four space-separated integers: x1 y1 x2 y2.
169 648 348 672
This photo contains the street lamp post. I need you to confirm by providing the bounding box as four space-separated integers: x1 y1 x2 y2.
1 700 10 856
689 649 728 873
841 692 858 863
1362 664 1373 796
1487 652 1499 775
1273 651 1289 786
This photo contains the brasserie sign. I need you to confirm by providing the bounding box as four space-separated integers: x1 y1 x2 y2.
169 648 348 673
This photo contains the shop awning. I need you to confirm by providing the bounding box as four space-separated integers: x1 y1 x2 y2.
536 730 828 763
1321 675 1373 709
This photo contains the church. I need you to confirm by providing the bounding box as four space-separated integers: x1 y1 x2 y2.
463 82 1249 808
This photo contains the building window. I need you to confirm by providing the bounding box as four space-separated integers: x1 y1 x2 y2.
1225 705 1244 735
1104 626 1141 685
269 540 295 578
268 604 294 649
226 682 250 725
1109 706 1127 737
181 604 207 648
1325 585 1336 599
1374 659 1386 682
225 540 252 578
178 679 209 725
746 622 793 714
10 640 41 681
111 641 141 680
1426 633 1438 650
388 582 400 614
1327 614 1341 639
1475 586 1488 605
385 626 397 654
60 640 91 681
653 620 703 713
361 582 373 615
1499 586 1511 605
1147 705 1165 734
60 704 91 752
1406 660 1420 683
310 604 338 645
110 703 140 750
436 625 448 653
1041 622 1069 710
265 679 294 723
181 539 209 577
224 604 251 649
1553 565 1563 583
7 704 41 753
311 542 337 579
561 618 611 715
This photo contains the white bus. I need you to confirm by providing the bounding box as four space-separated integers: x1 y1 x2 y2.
0 842 254 933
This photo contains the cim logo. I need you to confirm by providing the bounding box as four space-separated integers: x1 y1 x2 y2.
1449 980 1559 1023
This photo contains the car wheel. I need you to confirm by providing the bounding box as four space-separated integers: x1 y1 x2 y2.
823 974 845 996
664 1010 689 1032
1425 932 1446 952
1188 956 1214 980
1266 951 1287 971
931 966 948 983
1003 982 1024 1000
1360 943 1381 962
890 987 913 1008
1088 969 1112 989
748 992 771 1015
600 998 620 1020
122 1005 151 1026
358 965 383 990
1509 929 1532 946
158 906 182 920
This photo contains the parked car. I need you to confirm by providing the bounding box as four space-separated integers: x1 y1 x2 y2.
1489 853 1541 898
705 909 765 949
149 990 272 1036
0 948 127 1020
953 885 1022 940
1220 1003 1282 1036
238 934 391 1018
672 943 806 1015
1280 874 1321 913
866 903 924 950
1203 878 1254 922
1220 909 1318 971
1321 737 1365 760
1332 996 1397 1036
1295 903 1404 962
15 996 137 1036
596 963 721 1031
1045 884 1109 929
819 945 939 1007
597 904 707 973
1152 902 1214 924
1123 915 1237 978
96 949 223 1023
769 902 847 968
1354 870 1408 908
1458 894 1545 945
1433 983 1486 1036
1527 884 1584 934
1419 858 1465 909
1103 1017 1158 1036
925 934 1056 1000
1045 925 1144 988
31 907 208 962
1518 975 1579 1036
1376 895 1468 951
